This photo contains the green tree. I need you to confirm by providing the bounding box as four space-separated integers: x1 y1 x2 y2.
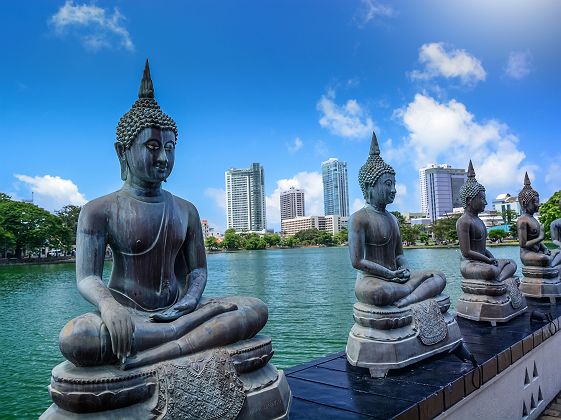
280 236 299 247
334 228 348 245
56 205 81 253
539 191 561 240
205 236 220 250
432 215 461 242
0 200 67 258
242 233 267 250
318 231 335 246
501 209 518 239
488 229 507 242
0 193 11 202
222 228 241 250
263 233 281 247
294 228 322 245
401 224 421 245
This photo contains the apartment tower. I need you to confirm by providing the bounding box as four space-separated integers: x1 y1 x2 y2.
225 163 266 232
280 187 305 224
321 158 349 217
419 164 467 222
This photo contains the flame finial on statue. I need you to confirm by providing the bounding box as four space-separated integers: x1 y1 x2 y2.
358 132 396 198
116 59 178 148
138 59 155 99
459 160 485 208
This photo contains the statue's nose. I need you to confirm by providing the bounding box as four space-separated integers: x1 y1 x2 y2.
156 148 168 166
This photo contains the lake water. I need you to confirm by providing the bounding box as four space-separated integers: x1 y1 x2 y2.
0 246 523 418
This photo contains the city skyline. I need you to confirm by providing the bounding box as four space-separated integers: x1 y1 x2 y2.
322 158 350 218
2 1 560 234
225 163 267 232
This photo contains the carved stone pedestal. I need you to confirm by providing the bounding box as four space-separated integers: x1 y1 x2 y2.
41 335 291 419
456 277 527 326
520 267 561 303
346 294 463 378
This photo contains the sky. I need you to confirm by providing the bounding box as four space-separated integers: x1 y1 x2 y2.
2 0 561 233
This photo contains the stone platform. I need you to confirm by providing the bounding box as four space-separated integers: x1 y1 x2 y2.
456 277 527 325
520 266 561 302
286 300 561 419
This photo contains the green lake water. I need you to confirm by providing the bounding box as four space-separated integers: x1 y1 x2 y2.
0 246 523 418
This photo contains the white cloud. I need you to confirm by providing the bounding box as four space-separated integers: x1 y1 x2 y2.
505 50 533 80
410 43 486 86
204 188 226 211
265 172 324 229
396 93 529 191
356 0 394 26
317 90 375 139
287 137 303 154
50 1 134 52
14 174 87 211
545 161 561 186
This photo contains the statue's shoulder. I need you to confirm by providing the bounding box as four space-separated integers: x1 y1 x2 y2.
81 192 118 217
168 193 199 216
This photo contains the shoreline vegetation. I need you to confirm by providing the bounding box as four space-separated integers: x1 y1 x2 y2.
3 241 558 266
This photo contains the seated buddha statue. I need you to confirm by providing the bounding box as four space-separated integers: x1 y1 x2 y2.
349 136 446 308
455 161 525 323
346 133 462 377
46 61 291 418
516 173 561 302
518 173 561 268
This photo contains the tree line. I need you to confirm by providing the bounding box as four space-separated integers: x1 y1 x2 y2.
205 228 349 251
0 193 81 259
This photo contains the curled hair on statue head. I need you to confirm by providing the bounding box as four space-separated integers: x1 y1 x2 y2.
518 172 539 209
358 132 395 198
115 59 178 150
459 160 486 208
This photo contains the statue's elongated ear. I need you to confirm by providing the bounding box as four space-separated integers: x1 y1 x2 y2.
115 142 128 181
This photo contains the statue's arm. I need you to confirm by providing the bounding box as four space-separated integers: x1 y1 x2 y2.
75 202 133 361
457 220 493 264
519 220 542 249
182 203 207 304
348 214 400 281
552 222 561 248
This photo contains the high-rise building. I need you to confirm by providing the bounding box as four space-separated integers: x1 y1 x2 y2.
321 158 349 217
280 187 305 224
225 163 266 232
419 164 467 222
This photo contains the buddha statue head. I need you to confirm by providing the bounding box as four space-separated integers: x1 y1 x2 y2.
518 172 539 214
459 160 486 213
358 132 396 207
115 60 178 182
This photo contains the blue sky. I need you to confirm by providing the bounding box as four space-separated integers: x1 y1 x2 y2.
2 0 560 232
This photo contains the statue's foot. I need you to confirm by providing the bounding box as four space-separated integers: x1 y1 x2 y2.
395 295 416 308
150 301 238 322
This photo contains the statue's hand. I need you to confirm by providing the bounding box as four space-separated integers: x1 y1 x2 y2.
99 300 134 363
489 258 498 266
390 268 410 283
150 295 198 322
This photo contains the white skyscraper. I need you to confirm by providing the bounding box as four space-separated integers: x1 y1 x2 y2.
280 187 305 224
321 158 349 217
225 163 266 232
419 164 467 222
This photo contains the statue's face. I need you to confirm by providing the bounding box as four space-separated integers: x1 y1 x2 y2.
468 190 487 213
367 173 396 206
125 127 176 184
526 195 540 214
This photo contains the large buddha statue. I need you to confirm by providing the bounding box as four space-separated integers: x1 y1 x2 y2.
345 133 462 378
455 161 526 324
517 173 561 301
43 61 291 419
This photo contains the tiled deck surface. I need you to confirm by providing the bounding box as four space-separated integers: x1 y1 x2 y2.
285 300 561 419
